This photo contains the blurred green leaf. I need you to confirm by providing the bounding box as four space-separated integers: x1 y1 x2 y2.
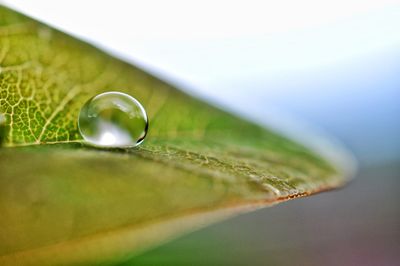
0 6 349 266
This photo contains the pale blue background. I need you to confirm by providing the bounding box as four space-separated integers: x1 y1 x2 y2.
5 0 400 164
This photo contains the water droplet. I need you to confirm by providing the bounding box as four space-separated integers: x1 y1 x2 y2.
78 92 148 148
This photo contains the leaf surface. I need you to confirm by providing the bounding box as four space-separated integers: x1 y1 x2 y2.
0 6 351 266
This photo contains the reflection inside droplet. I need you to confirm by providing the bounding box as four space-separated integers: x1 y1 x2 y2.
78 91 148 148
100 132 117 146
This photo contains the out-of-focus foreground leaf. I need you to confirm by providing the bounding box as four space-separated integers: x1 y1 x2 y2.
0 6 352 266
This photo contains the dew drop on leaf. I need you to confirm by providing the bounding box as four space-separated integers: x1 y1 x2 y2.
78 92 148 148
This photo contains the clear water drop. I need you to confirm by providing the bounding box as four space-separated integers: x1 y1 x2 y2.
78 91 148 148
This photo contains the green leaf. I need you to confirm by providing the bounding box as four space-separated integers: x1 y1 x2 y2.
0 6 352 266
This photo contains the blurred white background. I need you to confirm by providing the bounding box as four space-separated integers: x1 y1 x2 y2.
3 0 400 164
